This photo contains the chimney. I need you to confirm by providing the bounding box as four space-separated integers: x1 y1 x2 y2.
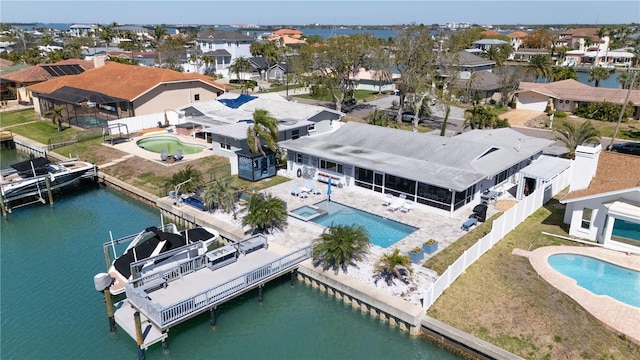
569 144 602 192
93 55 107 68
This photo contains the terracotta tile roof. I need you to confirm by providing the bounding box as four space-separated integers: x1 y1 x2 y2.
481 30 502 37
517 79 640 105
563 151 640 201
0 59 13 70
27 62 228 101
507 31 528 38
274 28 302 38
0 59 94 83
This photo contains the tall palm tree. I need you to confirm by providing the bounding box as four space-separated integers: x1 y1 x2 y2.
311 224 370 274
45 107 64 132
152 25 167 46
551 66 578 81
203 178 238 216
372 67 393 94
588 66 611 87
241 193 287 234
374 248 412 286
554 121 600 159
229 56 251 81
246 109 279 157
526 54 553 82
617 70 640 90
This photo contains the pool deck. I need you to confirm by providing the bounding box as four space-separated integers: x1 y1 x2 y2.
103 132 214 165
528 246 640 345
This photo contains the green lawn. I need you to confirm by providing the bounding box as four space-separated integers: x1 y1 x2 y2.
294 89 379 102
0 109 41 127
552 116 640 141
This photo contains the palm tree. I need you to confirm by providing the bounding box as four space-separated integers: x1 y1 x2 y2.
203 178 238 216
152 25 167 46
241 193 287 234
374 248 412 286
588 66 611 87
372 67 393 94
168 165 202 194
526 54 553 82
617 70 640 90
45 107 64 132
554 121 600 159
246 109 279 157
311 224 370 274
229 56 251 81
239 80 255 95
463 105 508 129
551 66 578 81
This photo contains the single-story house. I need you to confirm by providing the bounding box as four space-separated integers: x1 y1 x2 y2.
561 145 640 253
280 122 554 217
27 59 227 127
510 48 549 62
472 39 510 52
174 92 343 176
0 58 95 103
352 68 400 92
516 79 640 119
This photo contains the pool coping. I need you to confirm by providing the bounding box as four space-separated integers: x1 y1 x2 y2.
288 204 328 222
528 246 640 345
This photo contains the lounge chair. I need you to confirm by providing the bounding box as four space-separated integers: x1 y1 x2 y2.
382 193 394 206
387 194 406 211
291 184 309 198
175 149 183 161
400 200 413 213
161 150 168 162
305 180 322 195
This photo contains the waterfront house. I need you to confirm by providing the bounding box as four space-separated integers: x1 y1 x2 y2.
69 24 98 38
471 39 510 52
0 59 95 104
449 51 500 103
27 59 227 125
561 145 640 253
280 122 553 217
515 79 640 119
194 30 254 77
507 31 528 52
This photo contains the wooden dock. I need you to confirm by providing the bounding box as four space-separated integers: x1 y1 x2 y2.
112 234 311 350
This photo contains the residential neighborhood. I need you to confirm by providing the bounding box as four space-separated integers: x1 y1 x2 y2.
1 11 639 360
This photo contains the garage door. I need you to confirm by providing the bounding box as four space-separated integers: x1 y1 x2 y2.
517 92 548 111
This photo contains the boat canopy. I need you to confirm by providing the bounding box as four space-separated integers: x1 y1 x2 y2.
10 157 51 177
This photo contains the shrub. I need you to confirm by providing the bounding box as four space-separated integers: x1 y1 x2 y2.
553 111 568 118
574 101 634 122
229 79 258 87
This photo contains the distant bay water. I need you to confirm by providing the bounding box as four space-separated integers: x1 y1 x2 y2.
0 148 460 359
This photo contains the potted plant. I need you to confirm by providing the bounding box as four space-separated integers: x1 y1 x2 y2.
408 247 423 263
423 239 438 255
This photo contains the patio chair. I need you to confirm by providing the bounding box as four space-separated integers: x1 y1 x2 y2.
400 200 413 213
175 149 183 161
387 194 406 211
161 150 168 162
291 184 309 198
381 193 394 206
305 180 322 195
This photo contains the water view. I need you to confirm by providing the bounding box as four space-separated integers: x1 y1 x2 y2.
0 149 459 359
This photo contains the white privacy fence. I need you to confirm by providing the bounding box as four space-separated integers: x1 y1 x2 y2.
422 186 547 310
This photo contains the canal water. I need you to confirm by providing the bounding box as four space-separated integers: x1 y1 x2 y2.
0 149 460 359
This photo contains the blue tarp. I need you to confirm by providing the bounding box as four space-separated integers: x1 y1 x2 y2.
218 94 257 109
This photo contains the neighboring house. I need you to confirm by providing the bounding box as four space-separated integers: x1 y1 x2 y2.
471 39 509 52
561 145 640 253
450 51 500 103
352 68 400 92
268 62 288 82
0 59 29 101
0 59 95 104
106 51 158 67
511 48 548 62
173 92 343 176
516 79 640 119
281 122 553 217
113 25 152 44
27 60 227 125
507 31 528 52
194 30 254 76
456 51 496 73
556 28 610 53
69 24 98 38
248 56 269 80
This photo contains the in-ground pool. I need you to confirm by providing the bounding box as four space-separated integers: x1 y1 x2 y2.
290 205 327 221
136 136 206 154
299 201 417 248
69 116 108 128
548 254 640 307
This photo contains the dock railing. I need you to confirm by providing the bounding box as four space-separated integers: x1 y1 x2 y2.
126 245 312 329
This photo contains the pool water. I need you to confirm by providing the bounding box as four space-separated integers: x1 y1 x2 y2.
70 116 108 128
136 136 206 154
548 254 640 307
612 219 640 242
311 201 417 248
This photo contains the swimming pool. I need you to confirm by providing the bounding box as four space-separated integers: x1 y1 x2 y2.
548 254 640 307
612 219 640 242
69 116 108 128
307 201 417 248
136 136 206 154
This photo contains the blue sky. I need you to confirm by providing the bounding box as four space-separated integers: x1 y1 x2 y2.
1 1 638 25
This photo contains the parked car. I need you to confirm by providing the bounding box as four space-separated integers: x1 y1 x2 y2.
401 111 426 123
606 142 640 156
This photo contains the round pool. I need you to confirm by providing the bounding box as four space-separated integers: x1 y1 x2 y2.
136 136 206 154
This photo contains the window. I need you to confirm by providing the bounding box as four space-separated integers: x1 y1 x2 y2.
581 208 593 229
320 160 343 174
296 153 303 163
292 129 300 140
307 124 316 133
219 137 231 151
194 94 200 101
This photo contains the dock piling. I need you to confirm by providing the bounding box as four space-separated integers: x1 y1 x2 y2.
45 176 54 207
134 311 146 360
258 285 263 303
0 195 7 219
103 289 116 333
209 307 216 328
290 270 296 286
161 333 169 353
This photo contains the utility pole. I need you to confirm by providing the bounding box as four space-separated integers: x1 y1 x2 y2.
608 69 638 150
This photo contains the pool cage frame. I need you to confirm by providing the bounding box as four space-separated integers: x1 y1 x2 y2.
102 123 130 145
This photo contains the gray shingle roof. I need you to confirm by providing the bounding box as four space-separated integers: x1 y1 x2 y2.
456 51 496 67
197 30 253 41
280 123 554 191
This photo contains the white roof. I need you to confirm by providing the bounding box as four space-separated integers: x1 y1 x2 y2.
519 155 571 180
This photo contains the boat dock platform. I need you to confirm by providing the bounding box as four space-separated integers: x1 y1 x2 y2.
111 234 311 351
